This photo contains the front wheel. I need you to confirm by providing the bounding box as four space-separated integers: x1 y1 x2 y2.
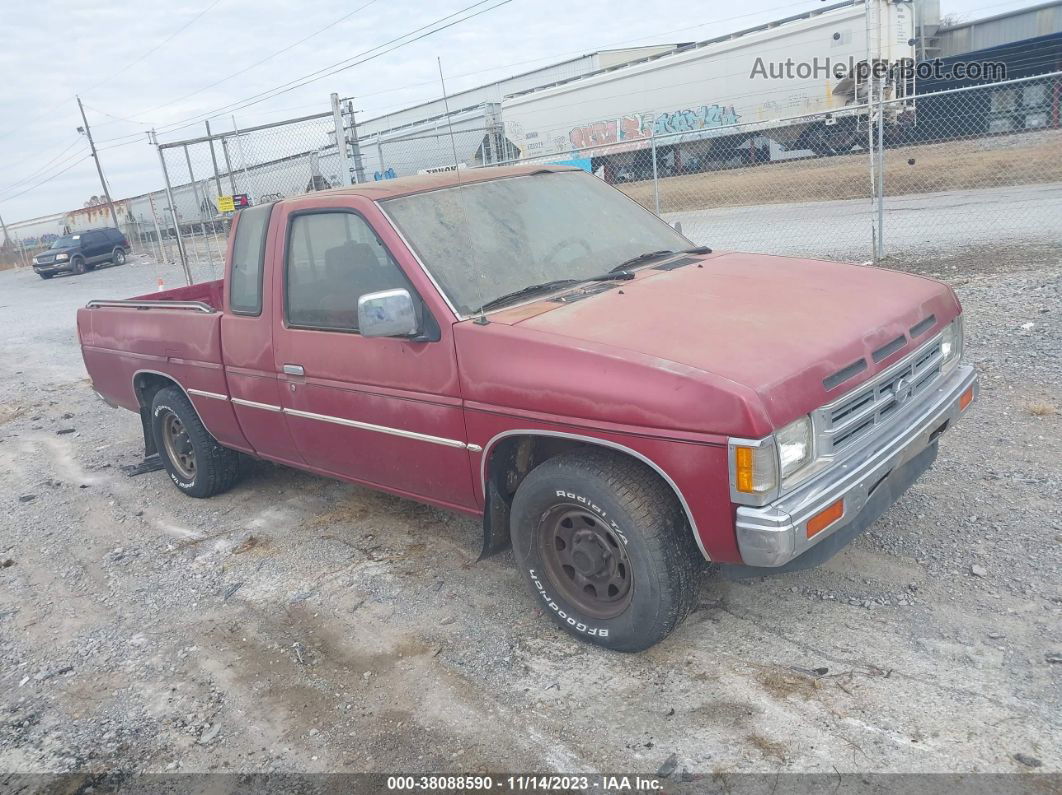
510 449 702 651
39 273 54 280
72 256 86 275
151 386 243 498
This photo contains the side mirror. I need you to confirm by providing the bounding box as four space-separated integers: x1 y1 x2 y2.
358 288 419 338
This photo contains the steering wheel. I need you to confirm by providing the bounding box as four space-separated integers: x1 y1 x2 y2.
542 236 593 267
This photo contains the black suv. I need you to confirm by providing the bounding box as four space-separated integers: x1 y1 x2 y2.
33 227 129 279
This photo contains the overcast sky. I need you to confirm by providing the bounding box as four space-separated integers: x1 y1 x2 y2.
0 0 1034 224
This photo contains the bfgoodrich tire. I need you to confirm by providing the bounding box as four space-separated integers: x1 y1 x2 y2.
151 386 242 498
510 449 702 651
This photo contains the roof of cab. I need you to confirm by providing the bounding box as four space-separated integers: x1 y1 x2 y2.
279 164 580 205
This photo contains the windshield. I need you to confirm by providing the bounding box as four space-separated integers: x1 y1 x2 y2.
381 171 691 315
50 235 79 249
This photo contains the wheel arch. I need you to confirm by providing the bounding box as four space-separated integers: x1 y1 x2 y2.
479 429 709 562
131 370 214 458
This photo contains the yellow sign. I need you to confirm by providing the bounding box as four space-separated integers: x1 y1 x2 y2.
217 195 235 213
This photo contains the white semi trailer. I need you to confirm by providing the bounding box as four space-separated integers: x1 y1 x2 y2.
501 0 920 179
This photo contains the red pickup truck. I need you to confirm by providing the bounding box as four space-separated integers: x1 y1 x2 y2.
78 165 977 650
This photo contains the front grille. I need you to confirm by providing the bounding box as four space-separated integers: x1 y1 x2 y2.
36 254 55 264
816 336 943 454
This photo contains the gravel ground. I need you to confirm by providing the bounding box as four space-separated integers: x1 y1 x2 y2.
0 246 1059 778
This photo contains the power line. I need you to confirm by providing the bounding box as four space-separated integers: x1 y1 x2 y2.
0 137 86 195
135 0 514 142
86 0 226 102
108 0 383 126
0 0 223 142
0 154 93 205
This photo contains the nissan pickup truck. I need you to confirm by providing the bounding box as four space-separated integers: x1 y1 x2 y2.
77 165 977 651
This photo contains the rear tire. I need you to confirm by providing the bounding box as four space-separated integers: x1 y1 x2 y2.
112 248 126 266
510 449 702 651
151 386 242 498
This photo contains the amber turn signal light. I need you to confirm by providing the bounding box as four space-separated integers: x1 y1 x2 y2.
807 499 844 538
734 446 754 493
959 386 974 411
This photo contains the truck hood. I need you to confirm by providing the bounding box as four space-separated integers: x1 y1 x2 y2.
499 252 959 430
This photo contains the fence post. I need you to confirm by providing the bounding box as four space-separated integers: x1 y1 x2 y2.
220 136 237 195
183 145 202 221
376 137 385 178
331 93 353 187
205 120 223 198
875 79 887 261
153 131 193 286
232 116 255 204
146 196 167 263
651 135 660 216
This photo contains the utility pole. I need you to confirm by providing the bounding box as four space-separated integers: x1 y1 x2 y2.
331 93 353 187
76 95 120 230
342 99 366 184
0 211 11 249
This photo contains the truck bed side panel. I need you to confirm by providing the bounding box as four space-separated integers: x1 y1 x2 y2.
77 306 252 452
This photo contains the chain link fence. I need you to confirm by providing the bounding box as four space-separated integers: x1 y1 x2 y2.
493 71 1062 264
10 71 1054 280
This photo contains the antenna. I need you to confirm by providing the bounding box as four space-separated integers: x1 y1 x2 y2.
437 57 462 175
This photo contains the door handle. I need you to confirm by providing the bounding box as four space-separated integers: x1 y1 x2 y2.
282 364 305 376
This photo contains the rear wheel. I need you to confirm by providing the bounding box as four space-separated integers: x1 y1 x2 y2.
151 386 242 498
510 449 702 651
112 247 126 265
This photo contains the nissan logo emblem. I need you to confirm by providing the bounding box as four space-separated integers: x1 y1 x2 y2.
893 376 912 405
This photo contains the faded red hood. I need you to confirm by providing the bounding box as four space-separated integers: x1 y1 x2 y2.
501 252 959 429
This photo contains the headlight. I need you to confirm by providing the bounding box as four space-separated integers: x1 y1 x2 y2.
730 415 815 505
55 253 69 261
776 416 812 480
940 316 963 372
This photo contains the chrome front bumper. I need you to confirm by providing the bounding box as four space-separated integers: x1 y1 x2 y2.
735 364 977 568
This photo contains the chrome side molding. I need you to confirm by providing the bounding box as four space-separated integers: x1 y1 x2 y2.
87 299 216 313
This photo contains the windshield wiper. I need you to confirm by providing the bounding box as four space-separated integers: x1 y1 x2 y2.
478 279 581 312
608 246 712 273
478 247 715 312
478 271 639 313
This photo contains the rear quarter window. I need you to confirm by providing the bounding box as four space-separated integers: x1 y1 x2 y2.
229 204 273 315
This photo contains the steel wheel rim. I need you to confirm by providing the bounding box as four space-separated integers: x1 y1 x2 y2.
114 250 125 264
161 411 196 480
538 505 633 619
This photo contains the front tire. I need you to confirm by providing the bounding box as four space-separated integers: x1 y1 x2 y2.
72 256 86 275
151 386 242 498
39 273 54 280
510 449 702 651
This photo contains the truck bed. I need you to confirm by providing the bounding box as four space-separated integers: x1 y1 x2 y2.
77 279 228 413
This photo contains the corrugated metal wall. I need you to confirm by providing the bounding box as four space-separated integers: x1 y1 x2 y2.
937 1 1062 57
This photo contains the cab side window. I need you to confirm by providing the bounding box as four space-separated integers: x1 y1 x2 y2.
285 212 412 332
229 204 273 315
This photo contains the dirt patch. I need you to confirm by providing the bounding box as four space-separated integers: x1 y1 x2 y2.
745 734 788 763
754 668 822 702
620 130 1062 212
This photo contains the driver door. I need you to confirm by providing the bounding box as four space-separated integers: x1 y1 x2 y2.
271 204 476 510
